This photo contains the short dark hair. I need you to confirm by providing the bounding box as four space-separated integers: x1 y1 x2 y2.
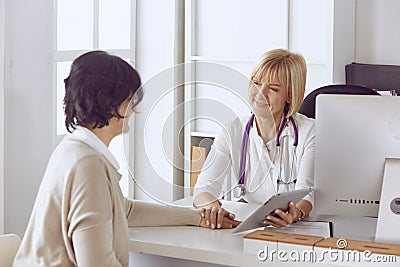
64 50 143 132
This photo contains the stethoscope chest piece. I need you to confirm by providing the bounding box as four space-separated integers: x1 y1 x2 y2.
233 184 246 198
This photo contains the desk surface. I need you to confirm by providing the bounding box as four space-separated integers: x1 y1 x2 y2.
128 200 378 266
129 226 260 266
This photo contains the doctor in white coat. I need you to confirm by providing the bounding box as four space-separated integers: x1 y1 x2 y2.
193 49 314 228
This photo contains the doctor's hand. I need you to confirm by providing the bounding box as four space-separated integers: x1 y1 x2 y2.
262 202 302 228
198 207 240 230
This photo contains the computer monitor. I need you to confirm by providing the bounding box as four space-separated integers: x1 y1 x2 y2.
314 95 400 217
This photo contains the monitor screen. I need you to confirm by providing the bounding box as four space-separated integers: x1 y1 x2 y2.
314 95 400 217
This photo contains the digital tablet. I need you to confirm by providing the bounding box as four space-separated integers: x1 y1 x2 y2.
232 188 313 233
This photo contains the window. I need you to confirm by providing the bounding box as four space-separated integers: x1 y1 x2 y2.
54 0 135 197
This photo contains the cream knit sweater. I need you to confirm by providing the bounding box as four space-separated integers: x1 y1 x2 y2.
13 136 201 267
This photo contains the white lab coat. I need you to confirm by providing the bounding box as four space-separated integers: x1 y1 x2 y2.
193 113 315 205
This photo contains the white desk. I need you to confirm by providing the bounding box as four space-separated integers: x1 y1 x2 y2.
128 199 261 267
128 200 379 267
129 226 263 267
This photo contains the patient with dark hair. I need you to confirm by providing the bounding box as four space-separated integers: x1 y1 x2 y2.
13 51 239 267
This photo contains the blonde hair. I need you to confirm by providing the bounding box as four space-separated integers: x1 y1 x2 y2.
250 48 307 118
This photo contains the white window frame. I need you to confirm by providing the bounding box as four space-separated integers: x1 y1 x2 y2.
53 0 137 198
0 0 5 234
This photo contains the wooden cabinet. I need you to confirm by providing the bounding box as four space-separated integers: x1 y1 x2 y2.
189 132 214 196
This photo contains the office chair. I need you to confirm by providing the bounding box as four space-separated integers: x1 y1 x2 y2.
0 233 21 267
299 84 380 119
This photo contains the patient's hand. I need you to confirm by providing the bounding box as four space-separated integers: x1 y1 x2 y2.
262 202 301 228
198 207 240 229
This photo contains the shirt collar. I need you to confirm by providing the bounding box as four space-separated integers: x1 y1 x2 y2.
251 115 294 144
70 126 120 170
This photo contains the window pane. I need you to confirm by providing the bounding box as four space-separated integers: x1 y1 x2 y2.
57 61 72 135
196 0 287 58
99 0 131 49
57 0 93 51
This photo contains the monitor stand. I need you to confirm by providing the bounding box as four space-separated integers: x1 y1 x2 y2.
375 158 400 244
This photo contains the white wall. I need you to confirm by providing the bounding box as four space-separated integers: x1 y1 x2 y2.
3 0 53 236
355 0 400 64
0 0 5 234
133 0 178 203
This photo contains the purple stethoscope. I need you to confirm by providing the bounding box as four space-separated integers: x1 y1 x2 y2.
232 112 299 198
